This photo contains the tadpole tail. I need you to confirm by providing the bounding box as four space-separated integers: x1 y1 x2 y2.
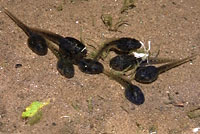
93 39 116 61
103 70 132 88
1 7 63 45
158 54 197 74
30 27 64 45
2 7 32 37
44 38 61 59
148 57 179 64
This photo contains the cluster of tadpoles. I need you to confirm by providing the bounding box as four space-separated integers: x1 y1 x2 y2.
2 7 197 105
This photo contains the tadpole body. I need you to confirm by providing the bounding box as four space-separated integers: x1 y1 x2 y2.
2 8 48 56
57 57 75 78
59 37 87 62
27 34 48 55
110 38 142 52
125 84 145 105
78 58 104 74
135 55 196 84
45 39 75 78
109 54 138 71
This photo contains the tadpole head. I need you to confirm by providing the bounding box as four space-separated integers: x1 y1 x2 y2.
57 58 75 78
135 66 159 84
27 34 48 56
114 38 142 52
59 37 87 59
78 58 104 74
125 84 145 105
109 54 137 71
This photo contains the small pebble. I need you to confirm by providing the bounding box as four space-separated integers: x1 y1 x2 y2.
52 122 56 126
15 64 22 68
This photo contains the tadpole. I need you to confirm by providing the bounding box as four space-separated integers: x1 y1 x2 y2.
109 54 138 71
93 38 142 61
103 70 144 105
45 39 75 78
135 54 197 84
109 54 180 72
2 7 48 56
78 58 104 74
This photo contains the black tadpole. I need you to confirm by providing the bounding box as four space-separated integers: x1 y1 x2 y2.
57 57 75 78
2 7 48 56
109 54 179 72
135 54 197 84
27 34 48 55
103 70 144 105
110 38 142 52
78 58 104 74
109 54 138 71
125 84 145 105
59 37 87 61
93 37 142 61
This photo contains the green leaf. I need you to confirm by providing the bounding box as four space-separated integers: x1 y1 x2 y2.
22 100 49 118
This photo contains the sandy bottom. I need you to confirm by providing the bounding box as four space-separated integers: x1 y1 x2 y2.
0 0 200 134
